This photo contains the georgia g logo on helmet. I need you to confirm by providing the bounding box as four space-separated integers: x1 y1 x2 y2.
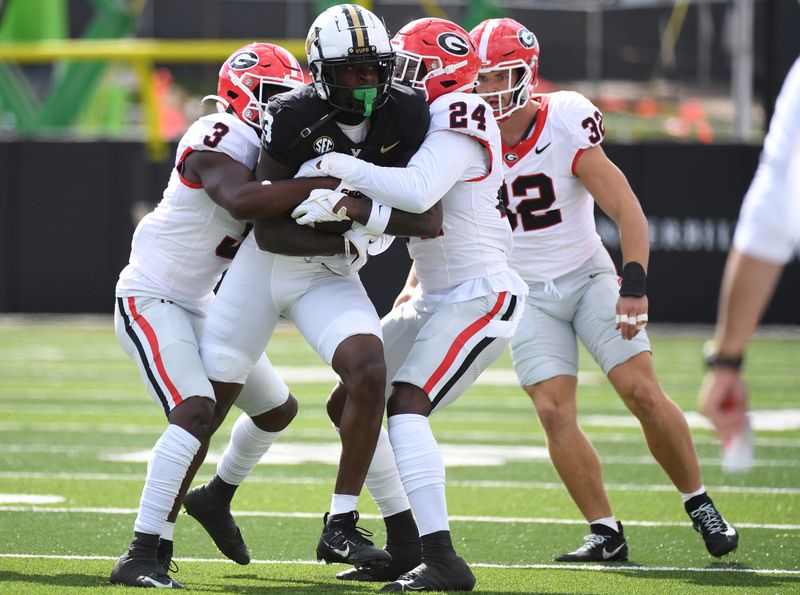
229 51 260 70
437 32 470 57
518 28 537 49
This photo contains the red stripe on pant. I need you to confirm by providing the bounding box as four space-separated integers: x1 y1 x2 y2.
423 291 507 395
127 296 184 407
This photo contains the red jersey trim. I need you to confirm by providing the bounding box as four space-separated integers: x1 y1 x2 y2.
571 148 586 176
466 136 494 183
502 95 550 166
176 147 203 189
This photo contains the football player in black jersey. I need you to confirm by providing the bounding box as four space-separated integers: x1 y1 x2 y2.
190 3 439 573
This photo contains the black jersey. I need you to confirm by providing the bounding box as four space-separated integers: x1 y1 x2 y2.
262 84 430 174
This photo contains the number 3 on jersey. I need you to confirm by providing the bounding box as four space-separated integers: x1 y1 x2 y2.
498 174 562 232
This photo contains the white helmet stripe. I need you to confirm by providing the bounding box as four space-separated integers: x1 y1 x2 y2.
477 19 498 62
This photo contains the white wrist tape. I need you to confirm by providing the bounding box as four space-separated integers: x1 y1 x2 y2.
344 236 351 260
364 201 392 235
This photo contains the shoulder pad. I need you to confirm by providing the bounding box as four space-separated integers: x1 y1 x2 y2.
179 113 260 169
548 90 605 149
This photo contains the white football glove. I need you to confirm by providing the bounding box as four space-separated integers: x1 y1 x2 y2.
294 156 327 179
344 223 382 273
291 188 350 227
367 233 395 256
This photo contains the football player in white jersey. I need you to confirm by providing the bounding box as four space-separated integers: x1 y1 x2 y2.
108 43 341 588
469 17 738 562
196 4 436 572
293 18 527 592
699 57 800 448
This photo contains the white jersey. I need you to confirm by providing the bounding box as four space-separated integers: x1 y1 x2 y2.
116 112 260 312
501 91 605 283
734 57 800 264
408 92 517 295
319 92 524 300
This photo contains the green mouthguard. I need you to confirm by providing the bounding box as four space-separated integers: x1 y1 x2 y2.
352 87 378 117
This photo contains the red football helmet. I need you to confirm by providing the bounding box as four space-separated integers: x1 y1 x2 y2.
469 18 540 121
391 18 480 103
207 43 306 130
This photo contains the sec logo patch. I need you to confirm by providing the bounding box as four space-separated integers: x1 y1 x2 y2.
313 136 334 154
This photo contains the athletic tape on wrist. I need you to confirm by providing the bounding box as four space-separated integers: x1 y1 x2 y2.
344 236 351 260
364 201 392 235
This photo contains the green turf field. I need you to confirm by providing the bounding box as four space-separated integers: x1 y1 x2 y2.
0 316 798 593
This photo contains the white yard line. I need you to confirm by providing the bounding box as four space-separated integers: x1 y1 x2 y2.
2 471 800 496
0 506 797 531
0 553 797 575
3 421 800 449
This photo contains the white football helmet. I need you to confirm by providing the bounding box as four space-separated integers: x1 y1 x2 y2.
305 3 395 116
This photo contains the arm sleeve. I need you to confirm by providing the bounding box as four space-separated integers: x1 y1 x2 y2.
321 130 483 213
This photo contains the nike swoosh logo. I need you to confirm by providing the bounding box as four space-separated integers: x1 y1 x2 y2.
332 543 350 558
140 575 175 588
602 543 625 560
534 142 551 154
380 141 400 154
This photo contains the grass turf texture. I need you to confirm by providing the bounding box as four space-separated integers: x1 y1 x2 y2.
0 316 798 593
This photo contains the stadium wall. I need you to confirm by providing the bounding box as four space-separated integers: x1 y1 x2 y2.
0 140 797 323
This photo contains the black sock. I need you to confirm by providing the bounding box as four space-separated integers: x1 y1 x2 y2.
385 509 421 549
421 530 456 562
590 520 624 536
206 474 238 505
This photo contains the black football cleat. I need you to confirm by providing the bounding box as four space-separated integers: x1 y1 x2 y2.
380 556 476 592
184 484 250 565
685 494 739 557
316 511 392 567
110 532 183 589
336 543 422 582
555 522 628 562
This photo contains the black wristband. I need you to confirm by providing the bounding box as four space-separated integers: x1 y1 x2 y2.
703 341 744 370
619 262 647 297
704 352 744 370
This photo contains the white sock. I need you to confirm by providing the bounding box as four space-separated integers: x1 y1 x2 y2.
335 425 410 518
216 413 281 486
681 485 706 503
161 521 175 541
589 516 618 533
330 493 359 516
134 424 200 536
388 413 448 536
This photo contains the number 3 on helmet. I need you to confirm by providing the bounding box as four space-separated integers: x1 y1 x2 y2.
207 42 306 131
391 18 481 104
469 18 540 121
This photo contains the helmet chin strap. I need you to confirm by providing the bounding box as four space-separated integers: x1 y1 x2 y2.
352 87 378 117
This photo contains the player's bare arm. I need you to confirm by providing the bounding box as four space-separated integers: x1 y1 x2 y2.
334 193 444 238
183 150 339 220
250 149 353 255
576 145 650 340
